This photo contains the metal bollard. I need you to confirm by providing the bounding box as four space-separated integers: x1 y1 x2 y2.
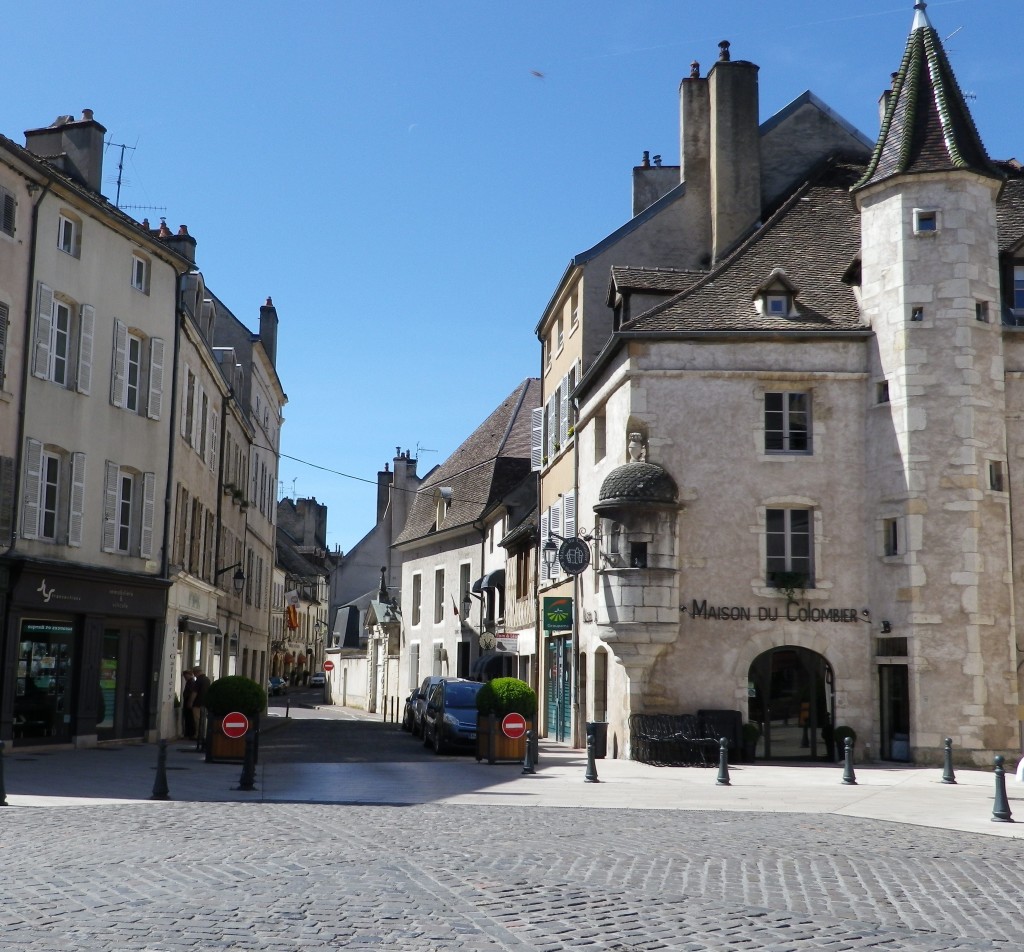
716 737 731 786
941 737 957 784
841 736 858 785
285 697 290 718
522 729 536 775
992 755 1014 823
0 739 7 806
584 732 600 783
236 730 257 791
150 739 171 800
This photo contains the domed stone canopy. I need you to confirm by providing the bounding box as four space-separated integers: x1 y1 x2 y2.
594 462 679 513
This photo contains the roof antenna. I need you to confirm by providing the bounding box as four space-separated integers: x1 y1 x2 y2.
415 442 437 460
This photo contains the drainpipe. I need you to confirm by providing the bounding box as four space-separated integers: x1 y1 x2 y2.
160 271 191 581
572 395 582 749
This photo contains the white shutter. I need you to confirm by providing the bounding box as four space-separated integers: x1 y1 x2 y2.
110 319 127 406
68 452 86 547
549 502 562 577
21 437 42 540
539 509 550 583
530 406 544 472
208 405 219 472
32 283 53 379
564 490 576 540
546 394 556 457
102 460 118 552
140 471 156 558
559 373 570 445
147 337 164 420
180 364 189 438
76 304 95 395
192 383 203 450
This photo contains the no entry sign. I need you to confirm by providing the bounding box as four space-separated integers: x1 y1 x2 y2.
501 713 527 739
323 660 335 672
222 712 249 739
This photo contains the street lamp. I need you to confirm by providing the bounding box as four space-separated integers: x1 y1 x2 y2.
215 562 246 595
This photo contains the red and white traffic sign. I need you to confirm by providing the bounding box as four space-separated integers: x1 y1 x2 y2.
221 712 249 739
323 660 335 672
501 712 527 739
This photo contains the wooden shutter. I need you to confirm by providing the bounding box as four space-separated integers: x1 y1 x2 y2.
559 373 570 445
180 364 189 438
564 491 576 540
77 304 94 395
21 437 43 540
32 283 53 379
140 471 156 558
0 188 15 236
208 403 219 472
549 502 561 577
68 452 86 547
102 460 118 552
0 454 15 544
539 510 550 583
192 383 203 450
0 302 8 389
530 406 544 472
147 337 165 420
110 319 127 406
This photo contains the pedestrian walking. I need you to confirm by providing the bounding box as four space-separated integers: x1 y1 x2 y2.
192 667 211 748
181 670 198 738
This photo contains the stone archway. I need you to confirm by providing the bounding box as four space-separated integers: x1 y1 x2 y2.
748 645 835 761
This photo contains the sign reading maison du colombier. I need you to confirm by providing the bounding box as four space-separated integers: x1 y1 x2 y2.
687 599 862 623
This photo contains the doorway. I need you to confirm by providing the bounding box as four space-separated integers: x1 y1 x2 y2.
878 664 910 761
748 646 835 760
545 636 572 743
98 626 151 740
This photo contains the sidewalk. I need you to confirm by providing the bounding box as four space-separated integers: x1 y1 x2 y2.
3 711 1024 840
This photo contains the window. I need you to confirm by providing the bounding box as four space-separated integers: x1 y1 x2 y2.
102 461 155 557
594 412 606 462
58 213 81 257
989 460 1005 492
556 315 564 352
1014 266 1024 311
112 322 163 418
433 568 445 624
910 306 925 322
877 381 890 404
515 549 530 599
459 562 471 611
913 209 938 234
125 333 142 410
766 508 813 587
976 301 990 323
21 439 85 546
764 392 810 453
883 518 899 557
131 254 150 294
570 289 580 327
629 542 648 568
411 573 422 626
0 185 15 237
32 284 94 393
765 293 789 315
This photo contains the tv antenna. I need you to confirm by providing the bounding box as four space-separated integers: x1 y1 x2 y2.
415 442 436 460
105 137 166 214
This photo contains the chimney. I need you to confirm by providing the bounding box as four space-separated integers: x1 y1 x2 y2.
707 42 761 262
679 59 712 259
259 297 279 367
377 462 393 524
24 110 107 193
389 450 419 546
161 223 197 264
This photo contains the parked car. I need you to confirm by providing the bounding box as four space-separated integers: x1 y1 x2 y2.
267 676 287 696
422 678 484 754
410 676 447 737
309 672 326 688
401 690 417 731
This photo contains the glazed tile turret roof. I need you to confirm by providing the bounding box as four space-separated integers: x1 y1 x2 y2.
854 2 999 191
594 462 679 513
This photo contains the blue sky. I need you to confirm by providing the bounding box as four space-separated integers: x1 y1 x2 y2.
4 1 1018 551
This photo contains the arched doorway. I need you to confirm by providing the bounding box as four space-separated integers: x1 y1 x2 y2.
748 646 834 761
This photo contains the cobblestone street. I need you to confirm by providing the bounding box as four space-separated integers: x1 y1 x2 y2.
3 711 1022 950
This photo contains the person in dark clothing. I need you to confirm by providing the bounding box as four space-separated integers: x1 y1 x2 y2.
192 667 211 747
181 671 198 738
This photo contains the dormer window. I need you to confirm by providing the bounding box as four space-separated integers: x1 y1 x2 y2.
753 268 799 319
913 208 938 234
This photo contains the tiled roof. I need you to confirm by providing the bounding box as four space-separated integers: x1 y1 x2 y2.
610 266 705 295
393 379 541 546
854 6 998 191
997 168 1024 253
622 161 867 335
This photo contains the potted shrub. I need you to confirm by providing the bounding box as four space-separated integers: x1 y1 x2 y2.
204 675 267 763
475 677 537 764
741 722 761 762
833 725 856 761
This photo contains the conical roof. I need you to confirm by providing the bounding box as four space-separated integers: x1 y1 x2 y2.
854 2 999 191
595 462 678 513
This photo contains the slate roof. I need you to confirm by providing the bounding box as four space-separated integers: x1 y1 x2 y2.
622 160 867 335
608 266 705 305
854 4 999 191
997 167 1024 253
595 462 679 513
394 379 541 546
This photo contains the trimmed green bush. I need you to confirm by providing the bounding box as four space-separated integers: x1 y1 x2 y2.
476 677 537 718
204 675 267 717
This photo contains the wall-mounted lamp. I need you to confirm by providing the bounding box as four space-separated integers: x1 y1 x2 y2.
215 562 246 595
881 620 892 634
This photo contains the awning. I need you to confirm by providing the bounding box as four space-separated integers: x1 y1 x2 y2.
178 616 221 637
471 569 506 594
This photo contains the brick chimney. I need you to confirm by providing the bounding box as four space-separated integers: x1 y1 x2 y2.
259 297 279 367
24 110 107 194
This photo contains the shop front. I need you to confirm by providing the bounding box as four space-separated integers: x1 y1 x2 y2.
2 562 169 746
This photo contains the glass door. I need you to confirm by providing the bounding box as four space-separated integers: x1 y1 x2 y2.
15 621 76 743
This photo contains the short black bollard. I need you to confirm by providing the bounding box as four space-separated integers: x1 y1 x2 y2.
716 737 731 786
522 729 536 775
236 730 257 791
150 739 170 800
584 732 600 783
992 754 1014 823
285 697 290 718
0 739 8 806
841 736 858 785
941 737 957 784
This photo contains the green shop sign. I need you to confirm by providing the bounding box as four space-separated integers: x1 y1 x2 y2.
543 597 573 631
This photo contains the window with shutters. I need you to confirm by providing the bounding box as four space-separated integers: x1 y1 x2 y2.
20 439 85 546
58 212 81 257
102 461 155 557
434 567 445 624
411 573 422 627
112 322 163 418
32 284 94 393
0 185 15 237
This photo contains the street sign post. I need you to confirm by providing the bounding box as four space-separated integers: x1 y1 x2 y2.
502 713 527 739
323 660 335 672
222 712 249 739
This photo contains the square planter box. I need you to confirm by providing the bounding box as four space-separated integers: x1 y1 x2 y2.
476 715 534 764
205 715 259 764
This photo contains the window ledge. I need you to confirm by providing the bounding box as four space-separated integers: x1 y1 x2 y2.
753 584 829 601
